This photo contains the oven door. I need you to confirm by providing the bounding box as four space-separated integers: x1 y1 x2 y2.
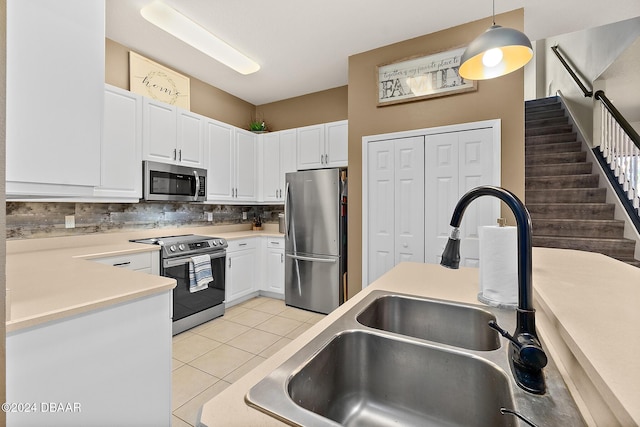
163 251 226 323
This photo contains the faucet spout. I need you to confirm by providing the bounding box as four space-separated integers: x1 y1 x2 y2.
440 185 548 394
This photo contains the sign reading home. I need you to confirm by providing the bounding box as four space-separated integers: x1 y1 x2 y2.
129 51 190 109
377 47 477 106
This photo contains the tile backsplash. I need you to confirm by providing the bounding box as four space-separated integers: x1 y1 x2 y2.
6 202 284 240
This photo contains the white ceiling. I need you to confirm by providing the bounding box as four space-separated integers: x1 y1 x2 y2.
106 0 640 106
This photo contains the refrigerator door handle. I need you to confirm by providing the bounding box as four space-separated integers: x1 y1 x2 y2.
286 254 337 263
284 181 291 236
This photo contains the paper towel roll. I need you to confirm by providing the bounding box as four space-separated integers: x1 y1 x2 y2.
478 225 518 308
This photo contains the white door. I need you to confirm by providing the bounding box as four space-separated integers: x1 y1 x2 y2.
279 130 297 200
143 99 177 163
206 120 234 201
394 137 425 265
425 128 498 267
325 121 348 167
177 109 204 168
97 85 142 199
227 249 257 302
458 128 497 267
262 132 281 202
367 140 395 284
297 125 325 170
425 133 460 264
235 131 257 201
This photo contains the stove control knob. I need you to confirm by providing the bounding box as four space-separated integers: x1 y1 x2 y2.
211 240 218 246
169 245 177 252
217 239 224 246
178 244 185 251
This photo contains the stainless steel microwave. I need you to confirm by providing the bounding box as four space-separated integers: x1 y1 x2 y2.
143 161 207 202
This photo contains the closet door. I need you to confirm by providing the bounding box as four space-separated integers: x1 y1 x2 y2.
394 137 425 265
425 128 498 267
367 136 425 285
367 141 395 283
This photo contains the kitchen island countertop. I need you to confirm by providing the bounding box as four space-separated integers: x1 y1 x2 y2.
198 248 640 427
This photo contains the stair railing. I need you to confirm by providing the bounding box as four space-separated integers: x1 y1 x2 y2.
552 45 640 231
596 90 640 222
551 45 593 97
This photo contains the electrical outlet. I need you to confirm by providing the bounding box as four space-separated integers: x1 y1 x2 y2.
65 215 75 229
206 212 213 222
242 212 247 220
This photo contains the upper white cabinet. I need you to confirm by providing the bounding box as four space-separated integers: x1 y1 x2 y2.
261 130 297 202
205 122 257 202
142 98 204 168
95 85 142 200
297 120 348 170
6 0 105 198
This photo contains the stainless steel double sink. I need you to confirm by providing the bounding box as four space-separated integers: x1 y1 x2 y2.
246 290 585 427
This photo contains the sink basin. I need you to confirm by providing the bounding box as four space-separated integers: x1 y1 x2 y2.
287 331 516 427
357 295 501 351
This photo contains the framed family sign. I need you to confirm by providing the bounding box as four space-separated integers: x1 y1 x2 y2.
377 47 477 107
129 51 191 109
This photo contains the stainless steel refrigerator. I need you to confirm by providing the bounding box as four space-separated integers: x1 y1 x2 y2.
284 168 347 314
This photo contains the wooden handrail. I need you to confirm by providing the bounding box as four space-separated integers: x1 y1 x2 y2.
550 45 593 97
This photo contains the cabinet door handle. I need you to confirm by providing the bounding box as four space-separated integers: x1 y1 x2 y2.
281 253 284 263
173 148 177 160
239 243 247 247
179 149 182 162
228 258 232 268
325 153 328 164
112 261 131 267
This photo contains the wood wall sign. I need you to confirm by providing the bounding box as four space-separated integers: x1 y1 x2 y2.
129 51 191 109
377 47 477 107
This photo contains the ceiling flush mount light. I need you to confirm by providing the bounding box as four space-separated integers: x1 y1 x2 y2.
140 1 260 75
459 0 532 80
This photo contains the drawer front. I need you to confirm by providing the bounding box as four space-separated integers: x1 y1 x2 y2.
93 252 153 271
227 238 257 252
266 238 284 249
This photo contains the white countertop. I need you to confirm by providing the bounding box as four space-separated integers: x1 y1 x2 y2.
6 224 282 332
198 248 640 426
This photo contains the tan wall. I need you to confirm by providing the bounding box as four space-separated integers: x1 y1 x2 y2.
105 38 255 129
255 86 348 131
347 9 526 298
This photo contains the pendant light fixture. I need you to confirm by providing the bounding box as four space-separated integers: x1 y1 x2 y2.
458 0 532 80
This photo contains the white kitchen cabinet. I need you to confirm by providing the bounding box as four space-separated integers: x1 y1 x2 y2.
206 123 257 202
95 85 142 200
6 291 172 427
142 98 204 168
366 136 425 284
263 237 285 296
297 120 348 170
91 251 160 275
235 130 258 200
261 130 296 202
6 0 105 198
226 238 258 303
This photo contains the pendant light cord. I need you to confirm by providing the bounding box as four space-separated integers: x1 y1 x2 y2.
492 0 496 25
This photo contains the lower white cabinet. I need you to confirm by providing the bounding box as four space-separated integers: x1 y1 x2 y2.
226 239 258 302
263 237 285 295
6 291 172 427
91 251 159 275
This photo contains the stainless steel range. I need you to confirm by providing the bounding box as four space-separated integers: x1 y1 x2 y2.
131 234 228 335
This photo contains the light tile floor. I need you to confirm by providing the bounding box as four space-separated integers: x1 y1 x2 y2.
171 296 326 427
